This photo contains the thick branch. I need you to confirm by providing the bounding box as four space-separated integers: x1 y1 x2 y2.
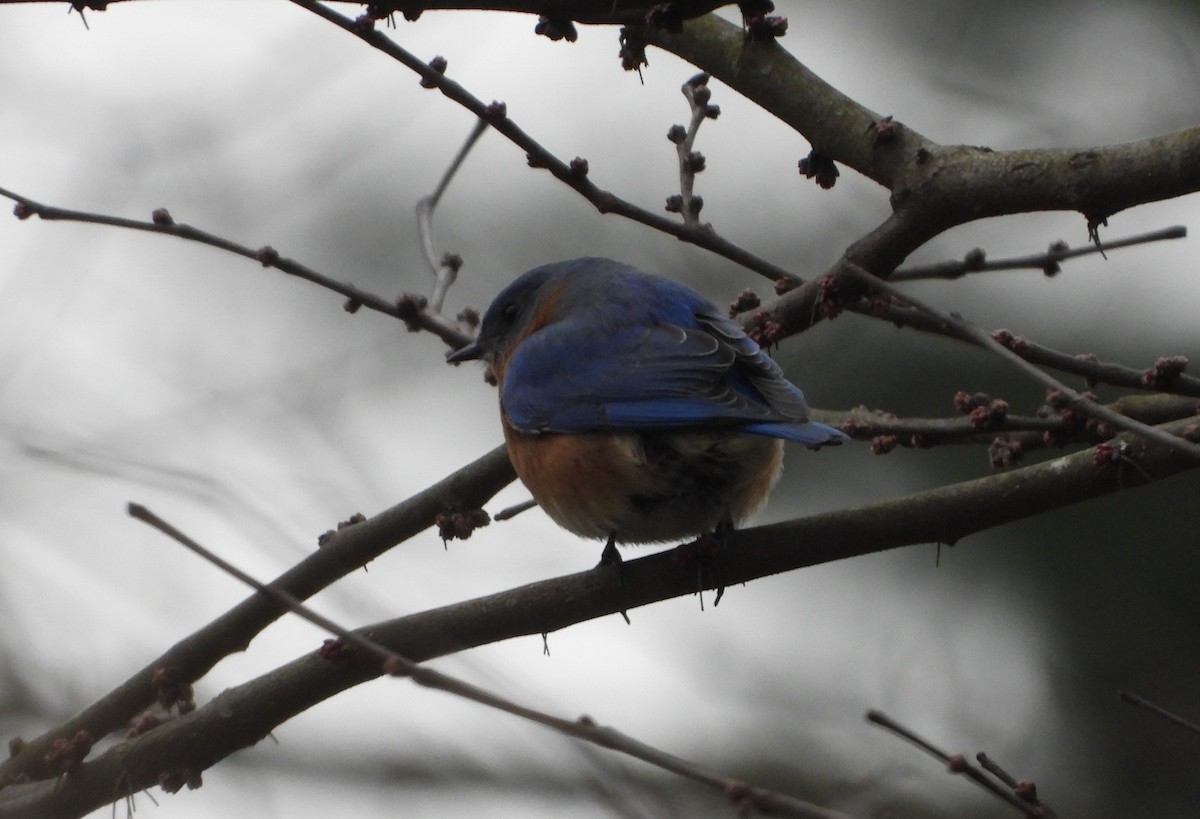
644 15 1200 274
0 446 515 786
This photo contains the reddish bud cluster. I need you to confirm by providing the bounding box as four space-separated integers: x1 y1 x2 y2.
43 729 93 777
254 245 279 267
568 157 589 178
1092 441 1122 468
870 435 899 455
988 436 1024 468
318 638 350 662
12 201 34 220
482 100 508 121
746 310 786 347
815 273 845 320
774 276 801 296
1141 355 1188 388
798 151 839 189
954 391 1008 430
990 328 1027 352
667 124 687 144
436 507 491 543
151 666 195 712
441 252 464 273
684 151 706 173
728 288 761 317
953 391 988 413
968 400 1008 430
868 115 897 142
151 207 174 225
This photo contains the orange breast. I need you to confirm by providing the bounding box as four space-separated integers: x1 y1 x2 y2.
503 421 784 544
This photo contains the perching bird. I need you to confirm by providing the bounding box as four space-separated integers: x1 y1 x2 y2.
447 257 845 562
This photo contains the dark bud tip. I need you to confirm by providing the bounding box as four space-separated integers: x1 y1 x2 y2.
868 115 897 142
151 208 174 225
534 16 578 42
963 247 986 269
728 288 761 317
420 56 448 88
773 276 800 296
667 124 687 144
745 13 788 40
798 151 838 189
254 246 279 267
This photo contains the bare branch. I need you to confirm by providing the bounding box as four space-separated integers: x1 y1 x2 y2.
286 0 800 284
0 445 515 786
866 710 1048 816
839 263 1200 460
890 225 1187 282
3 414 1198 817
127 503 857 819
417 117 488 312
0 186 473 348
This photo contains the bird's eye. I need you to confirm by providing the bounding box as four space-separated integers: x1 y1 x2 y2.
499 302 520 324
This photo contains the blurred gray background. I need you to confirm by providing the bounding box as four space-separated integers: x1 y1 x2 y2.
1 2 1198 817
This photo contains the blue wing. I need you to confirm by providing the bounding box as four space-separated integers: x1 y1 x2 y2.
501 292 845 448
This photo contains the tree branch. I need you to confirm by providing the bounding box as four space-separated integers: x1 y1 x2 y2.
0 445 515 786
2 413 1197 817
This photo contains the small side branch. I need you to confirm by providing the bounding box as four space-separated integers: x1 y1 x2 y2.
417 117 488 313
890 225 1187 282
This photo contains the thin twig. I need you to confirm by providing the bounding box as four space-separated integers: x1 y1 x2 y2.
128 502 855 819
841 263 1200 461
1119 690 1200 736
670 73 715 229
493 498 538 521
890 225 1187 282
866 710 1037 815
285 0 798 283
418 117 488 312
0 185 472 348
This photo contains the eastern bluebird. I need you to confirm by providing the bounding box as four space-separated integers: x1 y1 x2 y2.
448 257 845 562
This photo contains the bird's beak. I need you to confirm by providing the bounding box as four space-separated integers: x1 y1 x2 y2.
446 340 485 364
